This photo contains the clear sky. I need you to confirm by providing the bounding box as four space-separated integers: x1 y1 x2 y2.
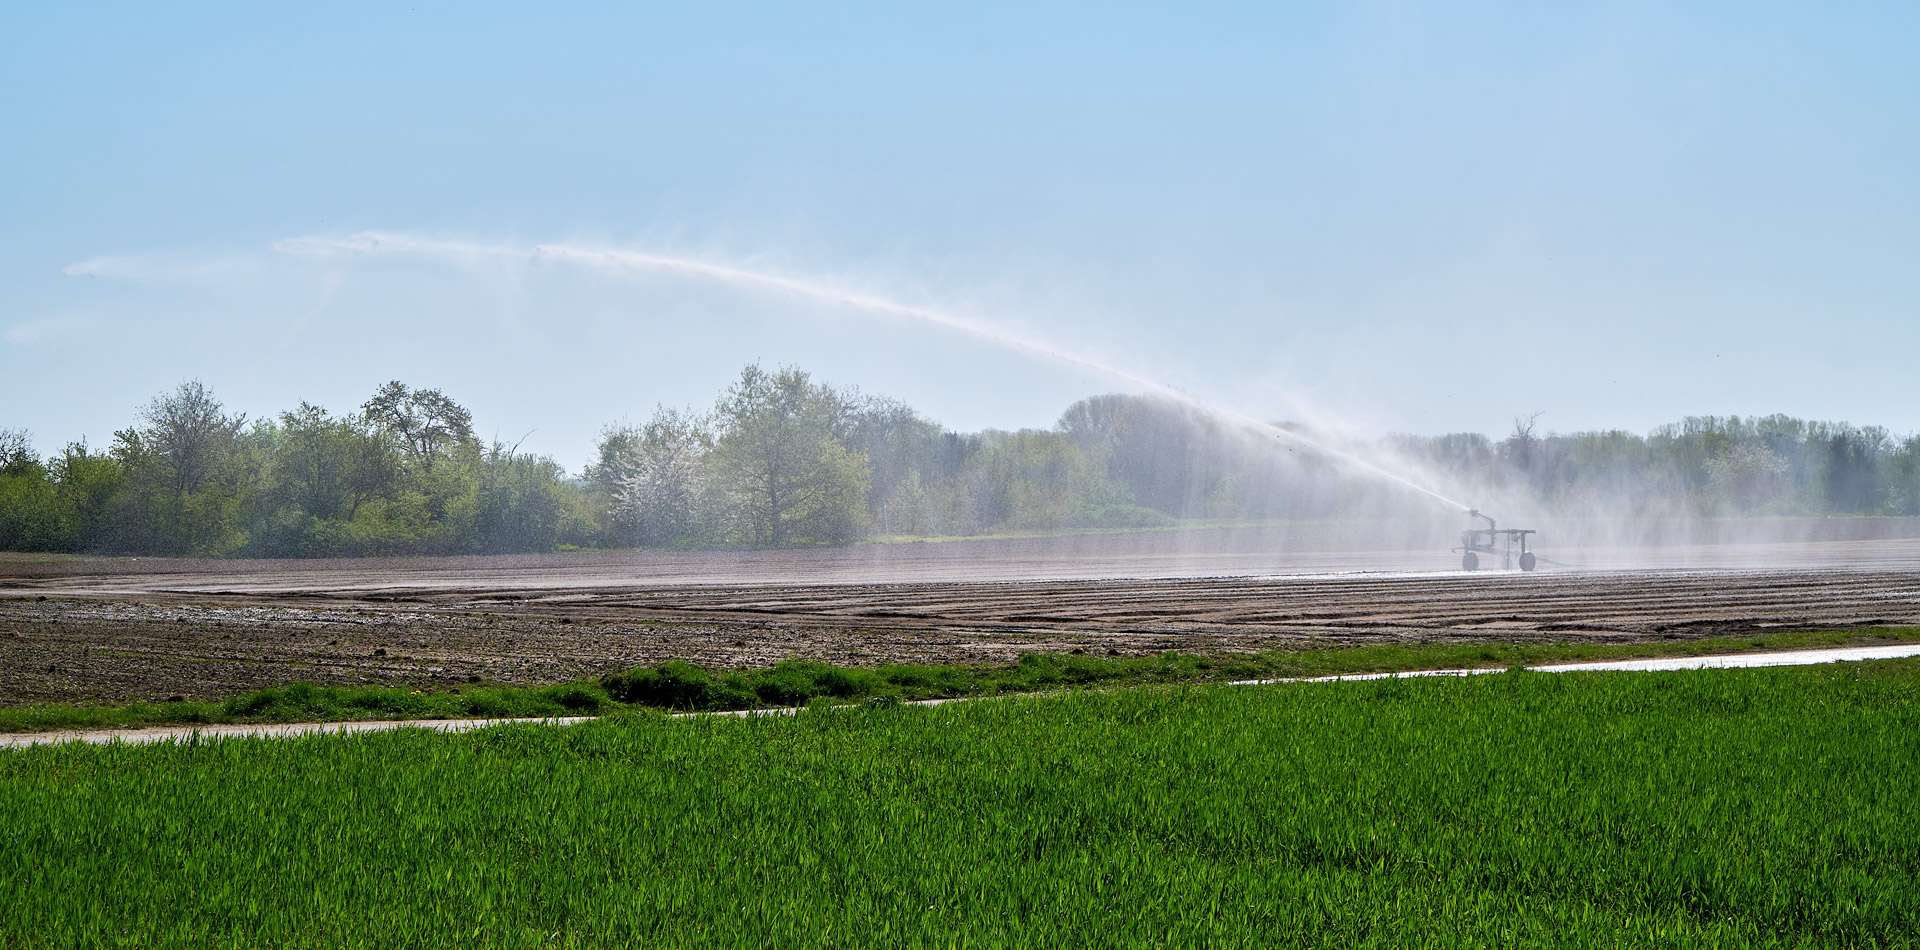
5 1 1916 469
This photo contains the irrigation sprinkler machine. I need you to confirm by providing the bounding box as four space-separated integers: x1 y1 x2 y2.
1454 509 1538 571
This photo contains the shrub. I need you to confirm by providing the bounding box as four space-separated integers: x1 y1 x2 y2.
540 684 608 714
601 661 755 711
460 693 515 718
750 661 881 706
343 689 423 715
221 688 283 717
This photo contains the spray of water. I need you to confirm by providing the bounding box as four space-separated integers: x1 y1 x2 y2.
278 232 1471 512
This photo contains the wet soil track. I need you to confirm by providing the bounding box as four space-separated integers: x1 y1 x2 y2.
4 524 1920 704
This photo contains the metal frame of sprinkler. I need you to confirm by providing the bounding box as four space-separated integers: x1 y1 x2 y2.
1454 509 1537 571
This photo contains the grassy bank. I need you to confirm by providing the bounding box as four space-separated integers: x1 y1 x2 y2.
4 661 1918 947
4 626 1918 734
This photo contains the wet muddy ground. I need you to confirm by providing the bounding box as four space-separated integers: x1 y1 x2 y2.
4 523 1919 704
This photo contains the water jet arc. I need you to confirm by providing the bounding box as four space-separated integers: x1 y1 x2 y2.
273 232 1467 511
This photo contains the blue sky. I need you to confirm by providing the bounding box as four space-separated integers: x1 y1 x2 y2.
5 1 1916 469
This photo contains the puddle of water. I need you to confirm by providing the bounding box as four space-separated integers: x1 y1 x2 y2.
1232 643 1920 685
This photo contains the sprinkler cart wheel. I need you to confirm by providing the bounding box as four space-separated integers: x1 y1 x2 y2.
1462 552 1479 571
1520 552 1537 571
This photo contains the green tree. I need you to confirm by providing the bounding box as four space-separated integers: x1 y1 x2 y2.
1818 424 1886 514
595 407 710 547
0 429 62 551
1704 443 1791 514
709 365 871 546
452 442 593 553
136 380 247 496
1887 436 1920 516
833 392 950 513
108 381 251 555
362 381 475 474
966 429 1158 531
48 441 126 551
0 428 34 476
263 403 397 521
357 382 482 547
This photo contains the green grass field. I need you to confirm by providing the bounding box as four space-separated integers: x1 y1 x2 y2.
5 625 1917 734
3 660 1917 947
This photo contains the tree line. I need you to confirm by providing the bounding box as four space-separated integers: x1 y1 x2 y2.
1393 413 1920 518
0 380 591 557
5 368 1920 556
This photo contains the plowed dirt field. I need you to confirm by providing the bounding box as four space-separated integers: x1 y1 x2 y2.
5 522 1919 704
